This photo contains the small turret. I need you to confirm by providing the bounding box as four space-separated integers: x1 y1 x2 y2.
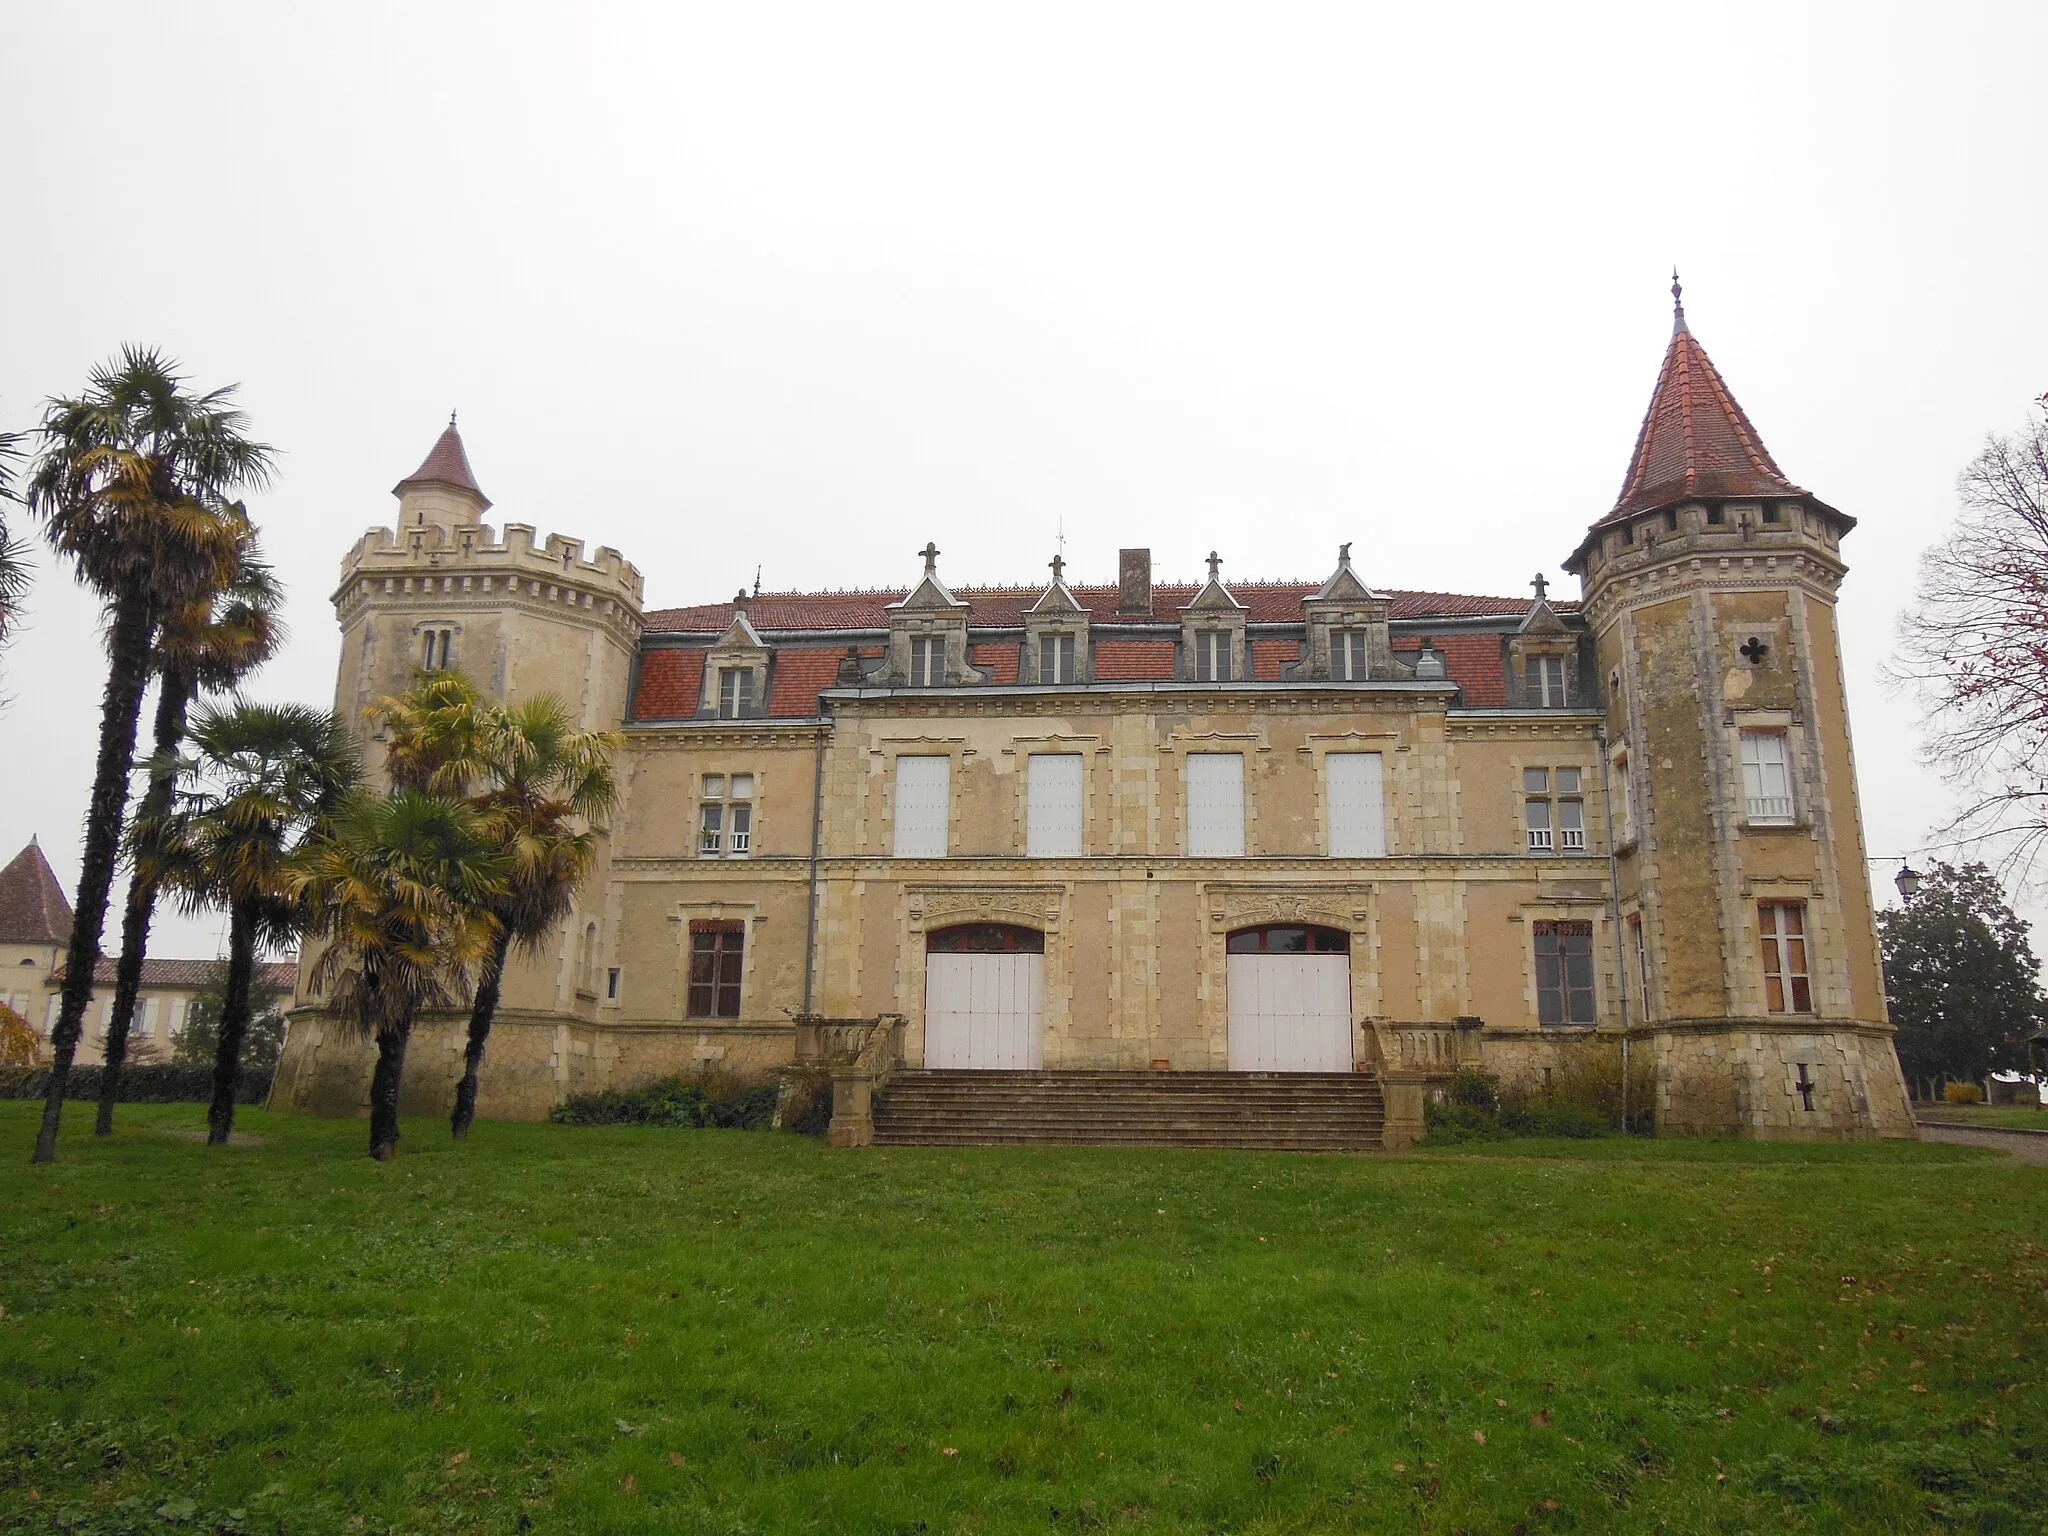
392 413 492 537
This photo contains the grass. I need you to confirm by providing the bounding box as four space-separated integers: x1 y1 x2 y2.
1915 1103 2048 1131
0 1105 2044 1534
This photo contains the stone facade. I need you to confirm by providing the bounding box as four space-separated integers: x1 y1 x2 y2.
273 297 1916 1140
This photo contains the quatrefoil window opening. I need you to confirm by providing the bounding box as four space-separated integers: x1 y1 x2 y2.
1740 636 1769 665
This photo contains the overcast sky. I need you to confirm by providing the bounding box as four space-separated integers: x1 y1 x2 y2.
4 2 2045 960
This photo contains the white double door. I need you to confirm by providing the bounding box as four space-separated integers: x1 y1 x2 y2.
925 951 1045 1070
1226 953 1353 1072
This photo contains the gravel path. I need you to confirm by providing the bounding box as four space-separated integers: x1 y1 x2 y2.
1917 1123 2048 1166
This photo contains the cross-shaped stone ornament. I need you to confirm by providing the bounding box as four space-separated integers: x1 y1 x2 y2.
1206 550 1223 582
1049 553 1065 584
1531 572 1549 602
1740 636 1769 665
918 541 940 575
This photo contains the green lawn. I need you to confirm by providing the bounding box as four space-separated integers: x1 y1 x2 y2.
2 1106 2044 1534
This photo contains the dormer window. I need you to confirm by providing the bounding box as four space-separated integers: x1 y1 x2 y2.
910 635 943 687
1526 655 1567 708
1333 630 1370 682
717 667 756 718
1192 631 1231 682
1039 633 1076 685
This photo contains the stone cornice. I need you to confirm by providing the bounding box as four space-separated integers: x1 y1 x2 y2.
1580 548 1845 632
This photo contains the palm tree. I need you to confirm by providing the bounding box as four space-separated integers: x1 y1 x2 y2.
96 535 284 1134
24 349 268 1163
0 427 28 653
370 673 621 1139
295 792 507 1160
136 702 354 1145
451 699 619 1138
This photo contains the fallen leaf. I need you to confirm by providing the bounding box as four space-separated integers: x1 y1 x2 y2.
621 1474 636 1493
1495 1398 1508 1408
1233 1399 1244 1412
942 1447 958 1457
668 1451 687 1468
1530 1409 1551 1428
1392 1462 1407 1473
1911 1383 1928 1394
615 1418 645 1436
1529 1288 1543 1297
1542 1498 1559 1511
446 1451 470 1469
1473 1430 1488 1445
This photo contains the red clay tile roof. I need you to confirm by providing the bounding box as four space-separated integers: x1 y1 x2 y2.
766 648 846 716
1091 640 1179 681
1252 639 1300 681
392 418 491 509
1396 634 1508 707
1605 318 1803 523
50 957 297 992
973 643 1020 685
645 583 1558 632
632 649 704 719
0 840 72 946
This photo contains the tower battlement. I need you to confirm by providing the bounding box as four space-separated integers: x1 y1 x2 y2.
334 517 645 622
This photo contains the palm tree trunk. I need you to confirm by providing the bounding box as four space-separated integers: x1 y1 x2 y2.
33 593 155 1164
96 668 192 1135
368 1020 412 1161
205 902 258 1146
450 927 513 1141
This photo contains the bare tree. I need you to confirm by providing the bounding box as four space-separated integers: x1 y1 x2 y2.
1894 395 2048 874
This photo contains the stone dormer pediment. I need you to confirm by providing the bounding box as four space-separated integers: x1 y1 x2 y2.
882 542 984 686
1023 554 1091 683
1178 552 1248 681
713 607 768 651
1294 544 1406 682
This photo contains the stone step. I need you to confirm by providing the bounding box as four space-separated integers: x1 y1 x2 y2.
870 1069 1387 1151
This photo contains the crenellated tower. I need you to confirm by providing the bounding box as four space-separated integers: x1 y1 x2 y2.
285 418 648 1117
1563 282 1914 1138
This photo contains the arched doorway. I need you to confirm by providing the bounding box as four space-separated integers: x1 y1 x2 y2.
924 923 1046 1070
1225 925 1353 1072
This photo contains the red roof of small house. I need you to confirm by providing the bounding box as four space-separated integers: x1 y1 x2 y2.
0 840 72 946
49 957 298 992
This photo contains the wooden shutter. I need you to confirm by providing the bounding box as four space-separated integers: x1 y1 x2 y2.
1027 753 1084 857
1186 753 1245 857
1325 752 1386 857
893 755 951 857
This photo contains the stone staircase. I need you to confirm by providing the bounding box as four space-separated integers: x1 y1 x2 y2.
870 1069 1386 1150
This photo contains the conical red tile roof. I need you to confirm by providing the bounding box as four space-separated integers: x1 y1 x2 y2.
1607 307 1804 520
392 416 491 509
0 838 73 945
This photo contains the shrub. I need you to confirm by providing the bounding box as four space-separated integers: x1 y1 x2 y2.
549 1074 780 1130
0 1064 273 1104
1423 1058 1633 1144
775 1071 835 1137
1944 1080 1984 1105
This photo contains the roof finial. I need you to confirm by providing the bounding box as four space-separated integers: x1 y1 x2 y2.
753 564 762 598
1670 268 1688 336
1049 551 1065 583
919 540 940 576
1337 541 1352 568
1206 550 1223 582
1531 571 1549 602
449 408 458 428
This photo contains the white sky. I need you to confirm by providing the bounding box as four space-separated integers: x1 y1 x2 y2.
3 2 2045 960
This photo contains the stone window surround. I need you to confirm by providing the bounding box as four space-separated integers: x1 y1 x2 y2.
1507 753 1599 858
700 643 771 719
870 737 972 859
667 899 765 1024
883 611 982 687
1725 707 1810 832
409 619 461 672
1161 730 1266 857
1021 605 1093 685
695 768 761 859
1298 599 1398 682
1609 738 1637 850
1506 901 1610 1031
1742 877 1830 1019
1294 731 1403 858
1506 632 1579 709
1177 610 1249 682
1001 734 1105 858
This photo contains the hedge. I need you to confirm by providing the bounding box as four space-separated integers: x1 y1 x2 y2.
1 1064 274 1105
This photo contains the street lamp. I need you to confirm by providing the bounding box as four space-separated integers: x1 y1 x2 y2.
1895 864 1922 903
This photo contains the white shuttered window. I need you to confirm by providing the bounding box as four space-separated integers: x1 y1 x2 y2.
893 756 951 857
1326 752 1387 857
1186 753 1246 857
1027 753 1084 857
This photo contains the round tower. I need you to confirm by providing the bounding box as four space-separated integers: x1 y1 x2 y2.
1563 281 1915 1139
